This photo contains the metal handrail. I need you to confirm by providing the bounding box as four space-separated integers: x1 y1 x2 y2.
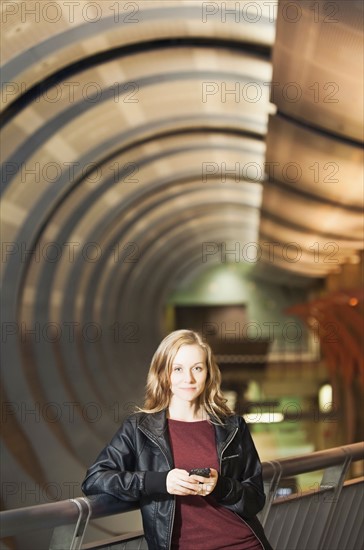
1 442 363 539
261 440 364 478
0 495 138 538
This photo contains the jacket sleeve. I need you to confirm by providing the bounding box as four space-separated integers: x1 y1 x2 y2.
81 416 169 501
212 417 266 518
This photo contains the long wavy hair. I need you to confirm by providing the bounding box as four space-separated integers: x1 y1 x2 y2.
140 329 233 422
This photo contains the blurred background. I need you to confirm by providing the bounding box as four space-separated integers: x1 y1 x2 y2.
1 0 363 544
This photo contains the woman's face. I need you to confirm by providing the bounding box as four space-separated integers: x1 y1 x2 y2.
169 344 208 406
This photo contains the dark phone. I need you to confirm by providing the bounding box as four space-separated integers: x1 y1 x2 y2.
189 467 211 477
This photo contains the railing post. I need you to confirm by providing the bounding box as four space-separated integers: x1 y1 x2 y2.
49 498 91 550
259 460 282 526
317 450 352 550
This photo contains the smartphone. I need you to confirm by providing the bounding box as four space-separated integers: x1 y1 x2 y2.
189 467 211 477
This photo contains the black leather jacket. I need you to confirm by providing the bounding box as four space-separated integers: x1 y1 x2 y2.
82 410 273 550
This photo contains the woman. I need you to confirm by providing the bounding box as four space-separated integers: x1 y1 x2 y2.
82 330 273 550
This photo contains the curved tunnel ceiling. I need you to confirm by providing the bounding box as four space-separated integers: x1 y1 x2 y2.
1 0 363 511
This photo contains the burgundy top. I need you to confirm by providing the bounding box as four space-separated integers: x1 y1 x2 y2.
168 419 263 550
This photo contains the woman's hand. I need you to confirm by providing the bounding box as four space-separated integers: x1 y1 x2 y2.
166 468 200 496
187 468 219 497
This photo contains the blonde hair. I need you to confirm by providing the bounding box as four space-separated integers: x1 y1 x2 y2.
140 329 233 422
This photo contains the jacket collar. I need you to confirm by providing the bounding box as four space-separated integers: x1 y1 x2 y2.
138 409 169 438
137 409 173 466
213 416 239 459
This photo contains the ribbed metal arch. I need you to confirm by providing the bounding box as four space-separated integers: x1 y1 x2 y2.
1 37 271 125
2 4 274 82
1 63 269 191
13 140 262 316
8 134 262 308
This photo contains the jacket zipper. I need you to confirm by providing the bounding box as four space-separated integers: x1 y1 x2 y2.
219 427 238 471
138 427 175 550
167 491 175 550
222 453 239 461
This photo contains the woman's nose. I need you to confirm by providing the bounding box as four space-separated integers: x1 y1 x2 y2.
185 370 194 382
